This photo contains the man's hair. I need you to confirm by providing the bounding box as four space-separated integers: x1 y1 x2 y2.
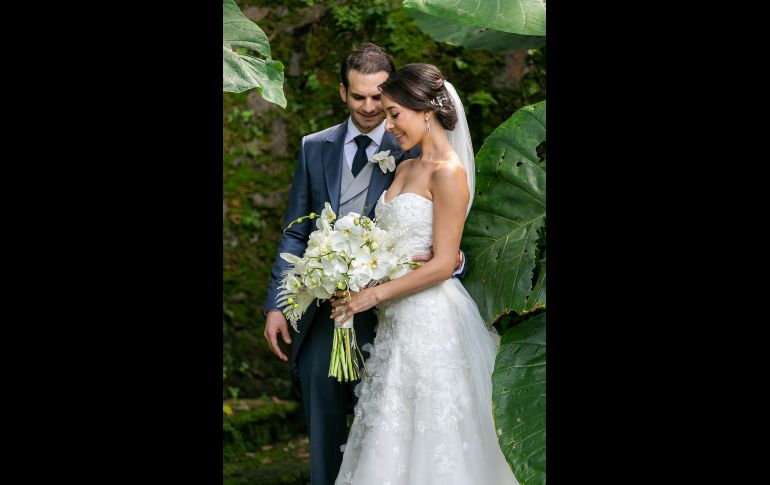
340 42 396 89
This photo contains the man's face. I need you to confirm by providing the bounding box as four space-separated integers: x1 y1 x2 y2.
339 69 389 134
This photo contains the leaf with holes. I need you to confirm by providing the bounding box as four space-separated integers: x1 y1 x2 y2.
222 0 286 107
493 311 546 485
403 0 546 36
461 101 545 323
408 9 545 52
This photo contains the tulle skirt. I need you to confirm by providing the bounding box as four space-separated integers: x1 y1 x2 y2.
335 278 519 485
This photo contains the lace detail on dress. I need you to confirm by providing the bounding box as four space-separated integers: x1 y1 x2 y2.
374 191 434 261
335 190 519 485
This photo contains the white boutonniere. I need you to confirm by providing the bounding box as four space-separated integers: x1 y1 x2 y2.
369 150 396 174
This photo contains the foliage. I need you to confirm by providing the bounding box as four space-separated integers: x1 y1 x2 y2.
408 9 545 52
492 312 546 484
460 101 546 484
329 0 391 31
461 101 546 324
223 0 287 107
403 0 546 36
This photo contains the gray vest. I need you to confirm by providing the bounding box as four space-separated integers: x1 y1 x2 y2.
338 157 374 216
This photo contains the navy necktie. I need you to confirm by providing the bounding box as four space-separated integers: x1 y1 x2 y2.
351 134 372 177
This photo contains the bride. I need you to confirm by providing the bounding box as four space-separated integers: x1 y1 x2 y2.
330 63 520 485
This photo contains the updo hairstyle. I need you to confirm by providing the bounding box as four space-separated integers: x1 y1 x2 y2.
378 63 457 131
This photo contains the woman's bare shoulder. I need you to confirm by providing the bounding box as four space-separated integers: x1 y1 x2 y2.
431 151 467 180
395 157 415 174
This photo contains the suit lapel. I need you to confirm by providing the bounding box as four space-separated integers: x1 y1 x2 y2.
364 131 404 218
322 123 347 214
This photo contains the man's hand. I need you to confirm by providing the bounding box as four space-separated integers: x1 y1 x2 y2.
411 247 463 269
264 310 292 362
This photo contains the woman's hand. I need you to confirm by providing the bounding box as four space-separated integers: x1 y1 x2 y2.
330 288 380 325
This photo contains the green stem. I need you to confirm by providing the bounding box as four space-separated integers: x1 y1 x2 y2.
335 329 340 378
346 330 354 381
341 330 349 381
352 328 368 378
329 328 338 377
333 328 341 381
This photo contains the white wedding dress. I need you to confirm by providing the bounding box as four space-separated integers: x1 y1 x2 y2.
335 190 519 485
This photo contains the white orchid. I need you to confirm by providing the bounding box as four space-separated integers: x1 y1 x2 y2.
370 150 396 174
366 225 390 251
347 270 373 292
279 210 405 328
356 249 397 281
316 202 337 231
330 214 366 254
277 203 416 381
308 229 332 252
320 253 348 280
282 273 302 293
387 257 411 280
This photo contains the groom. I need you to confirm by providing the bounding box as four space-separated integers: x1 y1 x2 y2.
263 43 465 485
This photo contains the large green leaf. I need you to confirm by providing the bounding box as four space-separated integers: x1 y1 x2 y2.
461 101 545 323
222 0 286 107
409 9 545 52
493 312 546 485
404 0 546 36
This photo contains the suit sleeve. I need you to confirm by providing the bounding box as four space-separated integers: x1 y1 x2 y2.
451 250 468 279
263 136 315 315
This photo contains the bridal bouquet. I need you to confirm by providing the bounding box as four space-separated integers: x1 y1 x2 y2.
277 202 416 382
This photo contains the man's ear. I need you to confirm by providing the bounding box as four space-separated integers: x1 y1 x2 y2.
339 83 347 103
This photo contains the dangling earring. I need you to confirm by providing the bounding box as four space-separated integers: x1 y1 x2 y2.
425 116 430 132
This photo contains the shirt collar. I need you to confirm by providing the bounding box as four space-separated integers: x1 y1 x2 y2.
344 116 386 147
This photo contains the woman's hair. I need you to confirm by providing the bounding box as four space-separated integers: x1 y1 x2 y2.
378 63 458 131
339 42 396 89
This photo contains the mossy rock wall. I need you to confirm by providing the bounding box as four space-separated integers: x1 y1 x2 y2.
223 398 310 484
223 397 305 459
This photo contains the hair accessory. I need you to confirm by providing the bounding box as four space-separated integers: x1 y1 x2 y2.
430 94 449 107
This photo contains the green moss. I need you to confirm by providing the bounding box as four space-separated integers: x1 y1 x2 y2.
223 398 306 457
224 434 310 485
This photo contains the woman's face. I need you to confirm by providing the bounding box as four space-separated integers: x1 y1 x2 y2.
382 94 426 151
